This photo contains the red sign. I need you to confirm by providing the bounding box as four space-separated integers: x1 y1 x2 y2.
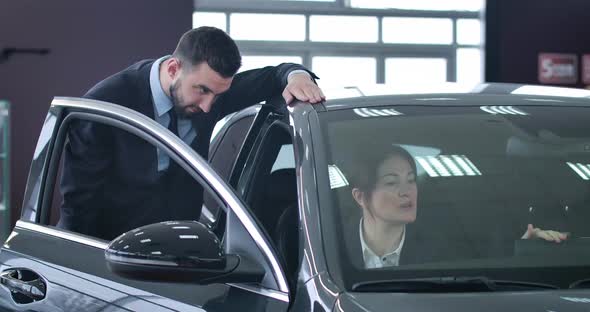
538 53 578 84
583 54 590 85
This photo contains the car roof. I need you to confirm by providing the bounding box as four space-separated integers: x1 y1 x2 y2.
316 82 590 111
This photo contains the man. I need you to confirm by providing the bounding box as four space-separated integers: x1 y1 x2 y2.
58 27 324 240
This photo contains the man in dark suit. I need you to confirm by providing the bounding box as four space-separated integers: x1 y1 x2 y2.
57 26 324 240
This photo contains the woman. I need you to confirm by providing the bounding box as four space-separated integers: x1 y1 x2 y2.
349 145 567 269
349 145 418 269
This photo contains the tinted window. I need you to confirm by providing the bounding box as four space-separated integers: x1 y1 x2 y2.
244 124 295 237
202 115 255 228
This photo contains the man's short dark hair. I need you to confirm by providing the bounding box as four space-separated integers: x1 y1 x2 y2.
173 26 242 78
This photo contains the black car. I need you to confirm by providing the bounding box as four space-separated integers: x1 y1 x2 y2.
2 83 590 311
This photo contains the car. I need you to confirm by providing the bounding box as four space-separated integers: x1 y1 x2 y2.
1 83 590 311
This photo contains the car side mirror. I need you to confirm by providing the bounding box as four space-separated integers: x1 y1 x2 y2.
105 221 264 284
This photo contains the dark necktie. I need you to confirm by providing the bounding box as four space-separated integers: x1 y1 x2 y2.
168 109 179 137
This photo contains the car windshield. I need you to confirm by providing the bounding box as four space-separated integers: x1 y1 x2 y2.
318 100 590 289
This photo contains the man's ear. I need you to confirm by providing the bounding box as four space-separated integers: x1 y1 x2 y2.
352 188 366 210
167 58 182 79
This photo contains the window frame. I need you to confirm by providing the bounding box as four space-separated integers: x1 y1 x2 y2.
193 2 484 84
203 106 259 231
239 120 294 215
39 111 229 227
20 97 291 295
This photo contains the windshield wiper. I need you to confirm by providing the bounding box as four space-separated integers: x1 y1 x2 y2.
352 276 559 293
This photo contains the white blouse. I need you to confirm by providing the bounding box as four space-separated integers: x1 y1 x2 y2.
359 219 406 269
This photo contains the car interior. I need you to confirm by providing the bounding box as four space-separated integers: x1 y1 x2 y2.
242 121 300 281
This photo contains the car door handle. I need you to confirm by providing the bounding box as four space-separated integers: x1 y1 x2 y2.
0 268 46 301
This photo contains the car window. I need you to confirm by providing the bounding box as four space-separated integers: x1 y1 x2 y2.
242 123 295 230
318 104 590 288
202 114 255 229
44 117 221 241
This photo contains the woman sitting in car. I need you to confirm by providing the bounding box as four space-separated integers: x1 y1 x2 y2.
346 145 568 269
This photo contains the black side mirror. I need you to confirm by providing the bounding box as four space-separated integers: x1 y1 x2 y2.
105 221 264 284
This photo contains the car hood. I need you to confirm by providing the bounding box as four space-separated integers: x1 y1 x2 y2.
337 290 590 311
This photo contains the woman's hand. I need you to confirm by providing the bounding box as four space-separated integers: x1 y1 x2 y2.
521 224 569 243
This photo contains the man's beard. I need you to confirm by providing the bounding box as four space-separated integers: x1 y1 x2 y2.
169 80 191 118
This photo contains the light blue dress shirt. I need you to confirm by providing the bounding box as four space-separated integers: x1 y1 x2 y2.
149 56 197 171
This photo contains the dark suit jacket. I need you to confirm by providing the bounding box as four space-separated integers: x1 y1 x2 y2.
58 59 315 240
346 220 458 268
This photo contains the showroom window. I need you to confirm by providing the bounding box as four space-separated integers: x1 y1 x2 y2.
230 13 306 41
385 58 447 84
193 0 485 87
310 15 379 43
312 56 377 85
240 55 304 72
382 17 453 44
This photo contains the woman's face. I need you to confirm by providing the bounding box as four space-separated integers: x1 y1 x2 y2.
365 155 418 225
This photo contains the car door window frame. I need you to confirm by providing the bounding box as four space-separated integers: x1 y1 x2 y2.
21 97 290 296
203 107 258 231
228 108 301 280
240 120 294 209
38 111 226 227
208 103 296 293
205 103 280 238
228 104 281 189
